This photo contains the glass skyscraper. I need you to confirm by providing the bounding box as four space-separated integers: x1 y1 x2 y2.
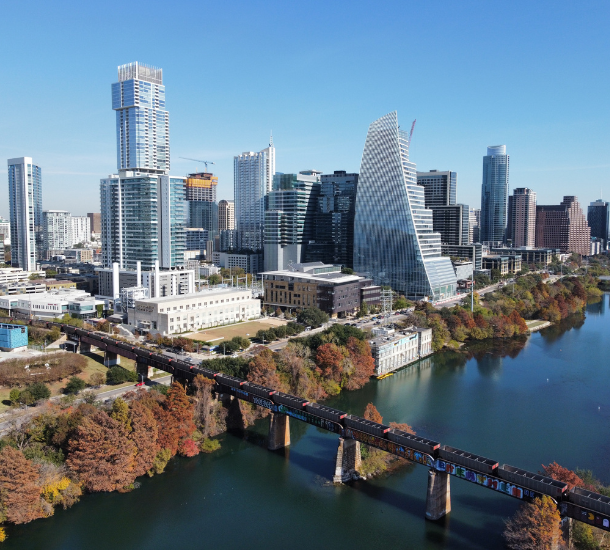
112 62 169 174
353 112 456 300
480 145 509 243
234 137 275 251
101 62 185 270
588 199 610 246
7 157 42 271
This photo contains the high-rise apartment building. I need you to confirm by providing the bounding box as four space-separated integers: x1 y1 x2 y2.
264 170 321 271
469 208 480 243
7 157 42 271
0 217 11 246
218 200 235 231
353 112 456 300
507 188 536 248
431 204 470 246
480 145 509 243
234 136 275 251
416 170 457 208
101 62 185 270
305 171 358 268
536 196 590 256
185 172 218 234
43 210 73 252
112 62 169 174
588 199 609 246
71 216 91 245
87 213 101 234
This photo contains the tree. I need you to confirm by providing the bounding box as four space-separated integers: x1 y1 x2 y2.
345 337 375 390
541 462 585 491
162 382 197 455
208 274 221 285
110 398 132 432
315 343 345 383
9 388 21 405
363 403 383 424
194 375 216 438
106 366 137 385
64 376 86 395
27 382 51 401
89 372 105 387
128 401 158 477
247 348 285 391
503 495 563 550
297 307 329 328
393 296 409 310
67 411 136 492
0 447 45 524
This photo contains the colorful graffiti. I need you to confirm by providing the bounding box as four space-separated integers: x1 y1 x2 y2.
277 405 343 434
344 428 434 466
434 460 538 500
561 503 610 529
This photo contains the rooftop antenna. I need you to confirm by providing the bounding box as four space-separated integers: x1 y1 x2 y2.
270 131 274 147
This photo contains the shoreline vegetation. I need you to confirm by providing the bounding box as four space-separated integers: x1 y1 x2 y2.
0 273 605 543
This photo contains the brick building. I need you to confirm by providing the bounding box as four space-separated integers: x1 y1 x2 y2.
536 196 591 256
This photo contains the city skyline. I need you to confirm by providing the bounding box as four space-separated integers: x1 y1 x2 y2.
1 1 609 218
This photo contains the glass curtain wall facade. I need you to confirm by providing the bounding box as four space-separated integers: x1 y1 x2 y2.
588 200 610 245
416 170 457 208
353 112 456 300
112 62 169 174
480 145 509 243
7 157 42 271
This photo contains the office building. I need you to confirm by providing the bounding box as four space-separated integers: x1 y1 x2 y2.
0 289 105 319
482 254 522 276
469 208 480 243
507 188 536 248
0 323 29 352
480 145 509 243
186 172 218 233
416 170 457 208
263 170 321 271
304 171 358 268
262 262 380 317
353 111 457 300
185 228 209 254
112 62 169 174
43 210 73 252
218 199 235 231
129 287 261 335
0 217 10 246
536 196 591 256
588 199 609 246
7 157 43 271
431 204 469 245
234 136 275 251
441 243 483 271
101 62 185 271
219 229 238 252
211 251 263 274
87 213 101 234
370 326 432 377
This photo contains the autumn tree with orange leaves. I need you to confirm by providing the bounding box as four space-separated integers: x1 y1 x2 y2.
503 495 563 550
128 401 159 477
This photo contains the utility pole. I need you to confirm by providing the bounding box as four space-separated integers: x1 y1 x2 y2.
471 269 474 313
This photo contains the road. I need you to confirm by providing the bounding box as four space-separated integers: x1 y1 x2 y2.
0 375 172 435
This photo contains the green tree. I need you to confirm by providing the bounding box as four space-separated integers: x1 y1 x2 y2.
9 388 21 405
297 307 329 328
393 296 409 310
341 267 354 274
26 382 51 401
64 376 86 395
19 390 35 406
208 274 221 285
106 367 137 385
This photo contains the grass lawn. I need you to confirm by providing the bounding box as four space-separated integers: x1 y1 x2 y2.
185 319 288 343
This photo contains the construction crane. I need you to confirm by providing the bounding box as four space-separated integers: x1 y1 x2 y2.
179 157 215 172
408 119 416 147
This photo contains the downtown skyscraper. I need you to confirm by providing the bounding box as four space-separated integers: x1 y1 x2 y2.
101 62 185 270
480 145 509 243
353 112 457 300
507 187 536 248
234 136 275 251
7 157 42 271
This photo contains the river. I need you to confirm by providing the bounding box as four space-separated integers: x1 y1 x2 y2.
5 295 610 549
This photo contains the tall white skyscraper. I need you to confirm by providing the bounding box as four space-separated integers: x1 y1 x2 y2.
112 62 169 174
234 135 275 251
71 216 91 245
7 157 42 271
43 210 73 252
101 63 185 270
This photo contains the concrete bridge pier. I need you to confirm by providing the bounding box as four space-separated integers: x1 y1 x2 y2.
79 341 91 354
333 438 362 483
104 351 121 367
268 413 290 450
136 358 153 380
425 470 451 521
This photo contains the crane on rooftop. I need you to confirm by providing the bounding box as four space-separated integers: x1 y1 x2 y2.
408 119 416 147
179 157 216 172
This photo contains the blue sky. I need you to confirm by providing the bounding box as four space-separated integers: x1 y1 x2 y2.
1 0 609 218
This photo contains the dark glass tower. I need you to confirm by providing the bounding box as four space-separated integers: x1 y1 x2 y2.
480 145 509 243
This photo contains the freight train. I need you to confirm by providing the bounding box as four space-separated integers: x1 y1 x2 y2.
6 318 610 519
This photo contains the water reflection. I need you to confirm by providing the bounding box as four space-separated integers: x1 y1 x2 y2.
539 313 586 343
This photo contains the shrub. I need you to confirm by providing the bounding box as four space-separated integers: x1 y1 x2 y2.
106 367 138 385
64 377 86 395
200 438 221 453
26 382 51 401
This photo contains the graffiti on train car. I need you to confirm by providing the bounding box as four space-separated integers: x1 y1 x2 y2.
561 503 610 530
277 405 342 434
344 428 434 466
434 460 538 500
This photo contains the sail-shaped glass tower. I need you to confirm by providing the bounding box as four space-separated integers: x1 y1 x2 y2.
353 112 456 300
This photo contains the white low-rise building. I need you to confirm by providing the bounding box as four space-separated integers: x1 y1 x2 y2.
370 326 433 377
0 289 105 319
129 287 261 335
0 268 46 286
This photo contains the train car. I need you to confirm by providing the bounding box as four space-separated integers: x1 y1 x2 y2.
305 403 347 423
241 381 275 398
438 445 498 476
272 392 309 409
63 324 77 335
343 414 390 438
387 428 440 456
193 366 217 380
498 465 568 498
214 373 245 389
569 487 610 516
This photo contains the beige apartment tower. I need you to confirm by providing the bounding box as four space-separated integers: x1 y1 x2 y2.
218 199 235 231
507 188 536 247
536 196 590 256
